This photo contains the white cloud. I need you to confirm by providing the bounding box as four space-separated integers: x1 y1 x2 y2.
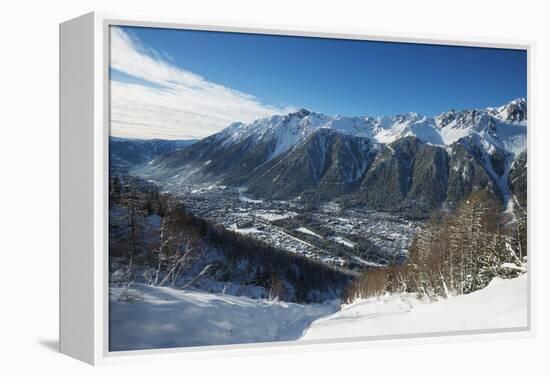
109 27 294 140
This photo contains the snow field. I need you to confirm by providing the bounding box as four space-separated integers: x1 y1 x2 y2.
110 275 527 351
109 283 337 351
302 274 528 340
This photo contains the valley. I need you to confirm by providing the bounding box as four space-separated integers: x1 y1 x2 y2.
151 182 422 271
111 98 527 274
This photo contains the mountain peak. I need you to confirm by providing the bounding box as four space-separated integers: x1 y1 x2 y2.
391 112 422 123
508 97 526 105
492 98 527 122
288 108 312 118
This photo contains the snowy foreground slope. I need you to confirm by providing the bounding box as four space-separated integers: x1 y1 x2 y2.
303 275 528 341
110 275 527 351
109 284 337 351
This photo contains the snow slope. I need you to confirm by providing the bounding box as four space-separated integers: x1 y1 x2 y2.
302 274 528 341
109 284 337 351
110 275 527 351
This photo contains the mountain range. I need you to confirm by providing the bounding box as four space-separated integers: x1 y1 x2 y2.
130 99 527 219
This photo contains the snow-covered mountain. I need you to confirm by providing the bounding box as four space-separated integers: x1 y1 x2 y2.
215 98 526 159
136 99 527 218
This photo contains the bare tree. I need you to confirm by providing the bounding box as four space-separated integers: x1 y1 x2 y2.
153 201 200 287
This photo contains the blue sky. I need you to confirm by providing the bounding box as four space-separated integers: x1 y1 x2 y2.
109 25 526 139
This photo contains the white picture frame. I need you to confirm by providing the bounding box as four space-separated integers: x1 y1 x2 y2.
59 11 535 365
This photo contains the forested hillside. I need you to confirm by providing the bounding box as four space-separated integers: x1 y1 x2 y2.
109 176 352 303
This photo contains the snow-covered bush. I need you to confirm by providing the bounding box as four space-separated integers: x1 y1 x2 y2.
117 281 143 302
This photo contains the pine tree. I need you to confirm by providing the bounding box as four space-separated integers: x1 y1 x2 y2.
118 178 146 270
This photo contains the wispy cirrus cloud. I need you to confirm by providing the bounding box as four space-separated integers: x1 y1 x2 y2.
109 27 294 140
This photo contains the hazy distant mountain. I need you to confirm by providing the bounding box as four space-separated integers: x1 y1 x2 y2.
135 99 527 218
110 137 196 173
